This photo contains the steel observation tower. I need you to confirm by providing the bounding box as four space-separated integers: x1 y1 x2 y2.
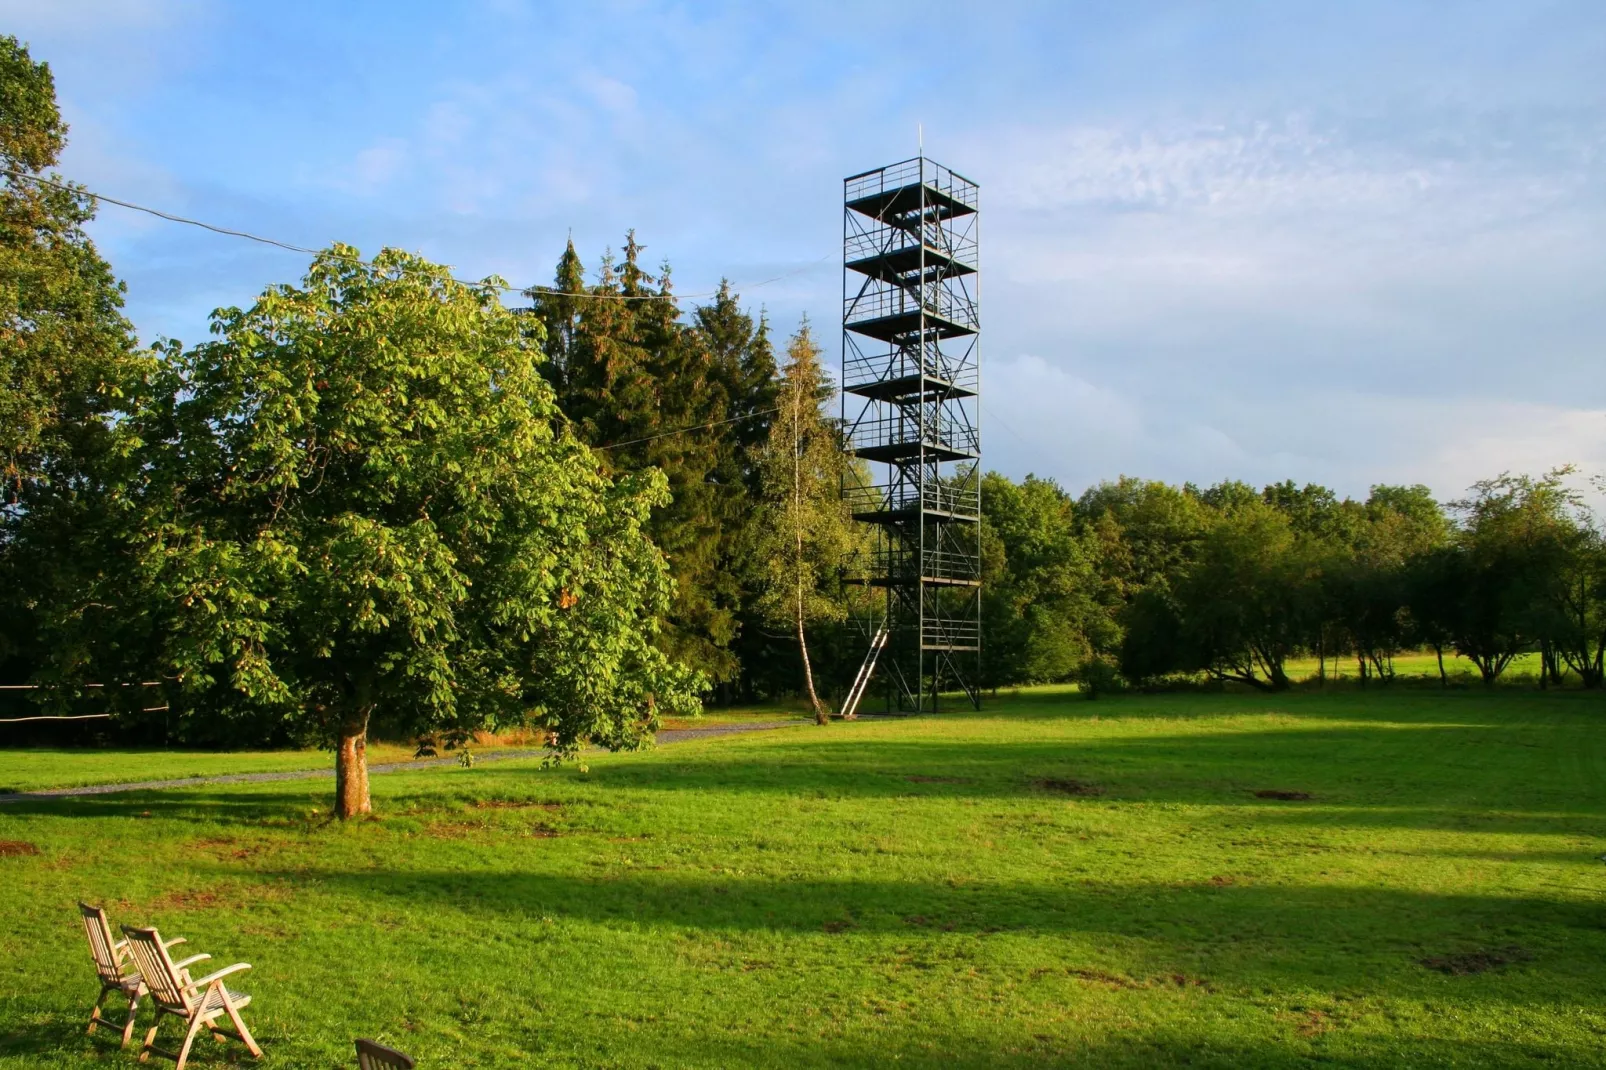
840 157 982 714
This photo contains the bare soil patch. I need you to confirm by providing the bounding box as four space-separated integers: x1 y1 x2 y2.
474 799 562 811
906 775 973 785
1035 778 1104 797
1254 789 1312 801
1420 946 1532 975
0 840 39 857
148 889 225 911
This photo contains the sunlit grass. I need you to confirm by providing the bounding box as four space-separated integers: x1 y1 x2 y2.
0 709 803 794
3 687 1605 1067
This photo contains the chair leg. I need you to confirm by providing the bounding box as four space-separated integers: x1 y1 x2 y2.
87 983 112 1034
121 990 141 1048
138 1019 160 1063
174 1012 206 1070
223 998 263 1059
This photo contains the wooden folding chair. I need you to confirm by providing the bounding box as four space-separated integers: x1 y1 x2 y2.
356 1037 417 1069
77 903 204 1048
121 925 262 1069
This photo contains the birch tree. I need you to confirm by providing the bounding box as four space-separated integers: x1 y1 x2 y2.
753 323 856 724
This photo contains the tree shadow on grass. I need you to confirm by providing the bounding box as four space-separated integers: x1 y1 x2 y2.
459 723 1606 836
1 991 1591 1070
242 863 1606 982
0 787 329 825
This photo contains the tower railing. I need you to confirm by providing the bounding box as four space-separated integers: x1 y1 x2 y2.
845 480 979 519
843 281 979 336
842 342 977 394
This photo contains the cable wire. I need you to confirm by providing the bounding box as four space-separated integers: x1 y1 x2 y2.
1 168 833 302
594 406 781 451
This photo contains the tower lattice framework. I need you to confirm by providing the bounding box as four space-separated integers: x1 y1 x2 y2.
842 157 981 713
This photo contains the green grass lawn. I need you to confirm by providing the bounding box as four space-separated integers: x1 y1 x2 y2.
3 687 1605 1067
1282 649 1547 683
0 709 803 794
0 743 433 795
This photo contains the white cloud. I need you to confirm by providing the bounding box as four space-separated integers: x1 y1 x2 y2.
984 353 1606 504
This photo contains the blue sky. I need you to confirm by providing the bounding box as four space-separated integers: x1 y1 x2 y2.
8 0 1604 502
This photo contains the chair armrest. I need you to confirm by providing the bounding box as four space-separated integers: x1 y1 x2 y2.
162 937 187 949
113 939 129 952
189 963 251 989
172 953 211 970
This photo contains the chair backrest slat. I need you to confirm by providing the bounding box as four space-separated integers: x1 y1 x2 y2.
121 926 190 1010
356 1038 416 1069
77 902 122 984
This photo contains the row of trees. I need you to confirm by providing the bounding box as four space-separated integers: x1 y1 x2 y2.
979 470 1606 692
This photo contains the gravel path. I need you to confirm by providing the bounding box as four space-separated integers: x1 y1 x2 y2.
0 719 802 805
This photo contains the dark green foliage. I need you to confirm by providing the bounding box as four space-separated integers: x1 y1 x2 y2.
527 241 777 688
0 37 142 686
979 473 1101 688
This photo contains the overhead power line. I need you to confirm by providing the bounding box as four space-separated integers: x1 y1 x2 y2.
0 170 804 456
1 168 832 302
594 406 782 451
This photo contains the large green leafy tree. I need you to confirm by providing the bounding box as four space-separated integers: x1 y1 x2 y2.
1125 496 1323 690
1430 472 1576 685
53 247 702 816
1076 476 1211 660
0 37 140 681
979 472 1103 688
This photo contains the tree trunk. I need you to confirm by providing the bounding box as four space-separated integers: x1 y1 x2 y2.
334 711 372 819
797 604 827 725
1435 643 1447 687
791 382 827 727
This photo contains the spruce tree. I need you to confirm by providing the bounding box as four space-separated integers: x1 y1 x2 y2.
528 243 779 689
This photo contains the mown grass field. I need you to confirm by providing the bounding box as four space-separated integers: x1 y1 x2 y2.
0 708 803 794
2 687 1604 1068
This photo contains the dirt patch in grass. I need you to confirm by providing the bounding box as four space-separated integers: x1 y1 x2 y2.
427 816 566 839
193 836 266 860
1207 875 1236 887
148 889 226 911
1065 967 1145 990
906 775 973 785
822 919 856 934
1420 946 1533 975
473 799 563 812
1292 1009 1333 1037
1035 778 1104 797
0 840 39 857
1254 789 1313 801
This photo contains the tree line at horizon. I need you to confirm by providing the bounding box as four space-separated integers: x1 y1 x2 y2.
3 38 1602 813
979 468 1606 694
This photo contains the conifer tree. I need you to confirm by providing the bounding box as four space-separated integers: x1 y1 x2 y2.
753 323 857 723
528 243 778 688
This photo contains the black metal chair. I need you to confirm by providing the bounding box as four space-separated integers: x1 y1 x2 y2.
356 1037 416 1069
